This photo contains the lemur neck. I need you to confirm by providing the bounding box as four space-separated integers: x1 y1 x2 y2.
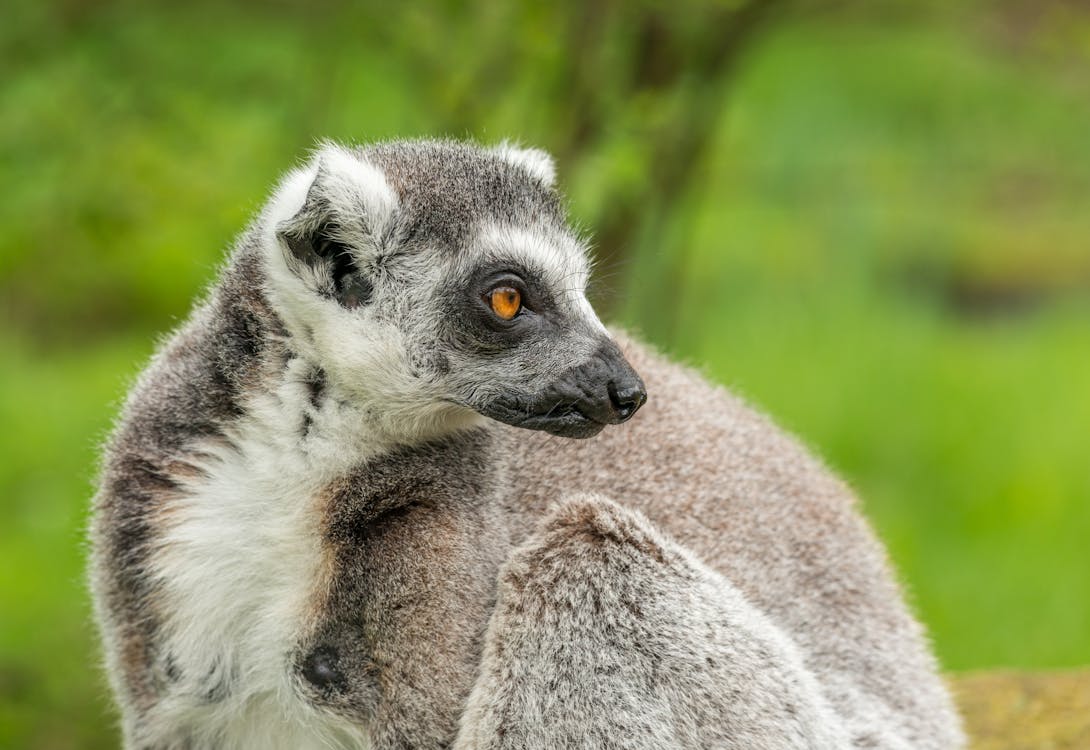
212 246 484 467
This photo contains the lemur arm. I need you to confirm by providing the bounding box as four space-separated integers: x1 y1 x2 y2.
452 494 856 750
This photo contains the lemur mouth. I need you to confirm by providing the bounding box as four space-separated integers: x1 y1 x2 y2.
480 401 608 439
514 405 608 439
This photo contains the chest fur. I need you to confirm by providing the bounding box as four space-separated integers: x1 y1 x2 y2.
146 385 509 748
148 408 357 746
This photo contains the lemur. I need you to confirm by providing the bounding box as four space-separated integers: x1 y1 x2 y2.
89 140 964 749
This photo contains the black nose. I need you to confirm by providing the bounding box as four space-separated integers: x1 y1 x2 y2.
607 376 647 422
486 338 649 438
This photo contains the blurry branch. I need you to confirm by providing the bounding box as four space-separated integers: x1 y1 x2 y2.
387 0 788 329
579 0 788 333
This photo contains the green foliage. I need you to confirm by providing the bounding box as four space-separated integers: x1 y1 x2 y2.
621 15 1090 671
1 1 1088 746
0 337 147 748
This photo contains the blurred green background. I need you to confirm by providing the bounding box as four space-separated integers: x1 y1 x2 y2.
2 0 1089 746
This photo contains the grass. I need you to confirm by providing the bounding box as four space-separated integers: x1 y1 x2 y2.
0 337 151 749
1 1 1088 746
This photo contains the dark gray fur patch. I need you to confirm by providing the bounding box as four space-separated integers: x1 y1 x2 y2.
363 140 564 252
299 645 345 694
305 367 326 409
295 429 513 747
300 367 326 438
202 659 232 704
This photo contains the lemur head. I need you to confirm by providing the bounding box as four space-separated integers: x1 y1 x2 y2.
260 139 645 444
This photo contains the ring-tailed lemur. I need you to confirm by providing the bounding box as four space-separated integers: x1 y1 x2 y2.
89 139 964 749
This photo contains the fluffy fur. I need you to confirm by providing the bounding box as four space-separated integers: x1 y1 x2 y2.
454 495 851 749
89 139 963 749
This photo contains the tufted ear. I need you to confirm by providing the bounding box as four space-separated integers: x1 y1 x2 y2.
270 143 398 308
492 141 556 187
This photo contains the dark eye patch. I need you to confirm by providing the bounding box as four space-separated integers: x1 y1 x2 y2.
475 267 553 325
475 262 553 310
431 260 565 353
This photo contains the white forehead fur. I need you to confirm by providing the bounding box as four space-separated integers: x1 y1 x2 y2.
492 142 557 187
474 222 606 334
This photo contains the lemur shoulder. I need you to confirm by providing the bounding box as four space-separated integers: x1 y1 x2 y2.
89 139 964 749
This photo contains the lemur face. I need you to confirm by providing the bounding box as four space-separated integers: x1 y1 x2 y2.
432 221 646 439
263 140 645 442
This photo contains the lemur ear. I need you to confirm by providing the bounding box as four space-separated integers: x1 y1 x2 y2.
271 143 398 308
492 142 557 187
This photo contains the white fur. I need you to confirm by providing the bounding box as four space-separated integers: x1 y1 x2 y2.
263 144 398 289
145 357 382 749
264 162 319 233
312 142 400 249
492 141 557 186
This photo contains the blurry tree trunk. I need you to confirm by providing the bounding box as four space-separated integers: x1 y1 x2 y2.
392 0 787 331
559 1 786 329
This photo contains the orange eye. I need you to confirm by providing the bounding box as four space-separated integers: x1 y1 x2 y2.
489 287 522 320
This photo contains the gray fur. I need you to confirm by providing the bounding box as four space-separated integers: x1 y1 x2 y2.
90 250 280 719
492 335 966 749
89 139 964 749
454 495 850 749
363 140 564 252
297 430 512 748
